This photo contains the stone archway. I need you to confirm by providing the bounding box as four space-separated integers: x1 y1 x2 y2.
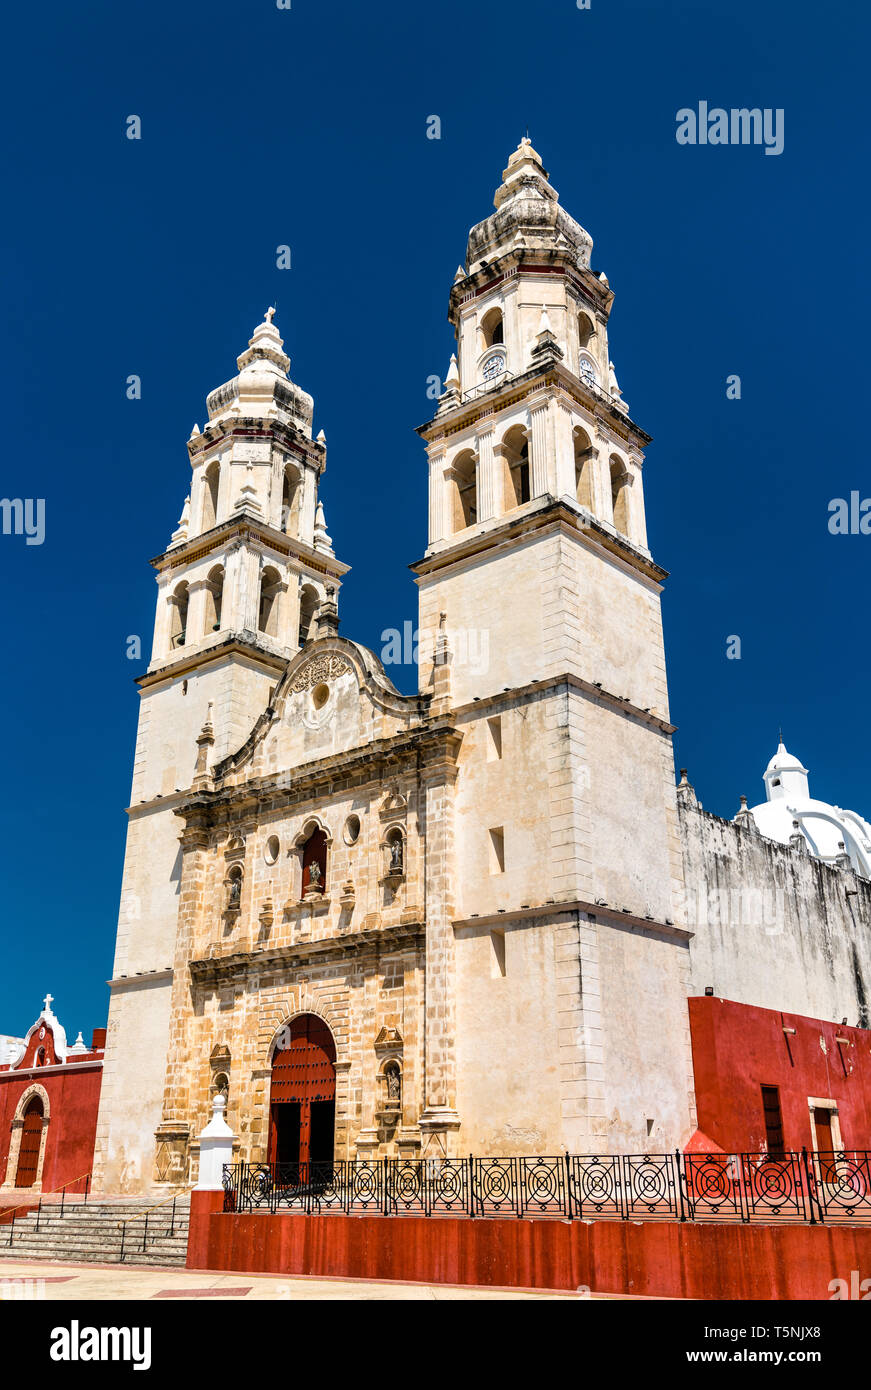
3 1084 51 1192
267 1014 336 1174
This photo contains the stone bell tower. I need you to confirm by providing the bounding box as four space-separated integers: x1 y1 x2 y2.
412 142 691 1154
93 310 348 1193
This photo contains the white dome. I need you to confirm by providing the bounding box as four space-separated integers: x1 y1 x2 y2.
743 740 871 878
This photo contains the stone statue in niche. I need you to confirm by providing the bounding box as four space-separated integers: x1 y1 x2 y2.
307 859 322 889
388 837 403 874
228 874 241 909
385 1063 401 1104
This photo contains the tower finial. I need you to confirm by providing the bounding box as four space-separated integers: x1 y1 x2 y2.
265 305 276 324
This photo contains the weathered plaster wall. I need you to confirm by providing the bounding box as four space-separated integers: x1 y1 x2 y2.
679 800 871 1025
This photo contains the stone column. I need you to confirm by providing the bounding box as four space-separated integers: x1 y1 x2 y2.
151 579 173 662
300 464 317 545
529 401 550 498
594 443 614 527
475 427 497 522
428 449 448 545
554 402 576 501
627 458 648 549
458 305 477 391
186 579 210 646
233 547 262 633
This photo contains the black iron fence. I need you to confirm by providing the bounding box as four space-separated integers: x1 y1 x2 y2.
222 1149 871 1225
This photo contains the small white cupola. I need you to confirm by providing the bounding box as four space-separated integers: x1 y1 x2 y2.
763 738 810 802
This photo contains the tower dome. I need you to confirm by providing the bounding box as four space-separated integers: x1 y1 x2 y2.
763 739 809 801
465 138 593 272
739 738 871 878
205 308 314 435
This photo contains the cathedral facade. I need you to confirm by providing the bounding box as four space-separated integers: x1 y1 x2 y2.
92 141 871 1194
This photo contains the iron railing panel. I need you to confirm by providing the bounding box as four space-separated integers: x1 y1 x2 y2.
222 1149 871 1226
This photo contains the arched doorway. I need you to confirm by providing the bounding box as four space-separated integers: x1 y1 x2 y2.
15 1097 45 1188
268 1015 336 1175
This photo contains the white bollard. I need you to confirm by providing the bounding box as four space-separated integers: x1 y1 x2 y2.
195 1093 235 1190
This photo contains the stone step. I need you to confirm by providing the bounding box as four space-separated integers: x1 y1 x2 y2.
7 1213 190 1228
2 1240 189 1265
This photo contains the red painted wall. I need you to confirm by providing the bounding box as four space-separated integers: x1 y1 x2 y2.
688 996 871 1153
0 1061 103 1193
187 1199 871 1300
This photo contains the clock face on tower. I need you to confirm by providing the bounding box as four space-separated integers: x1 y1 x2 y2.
578 355 599 388
481 351 506 382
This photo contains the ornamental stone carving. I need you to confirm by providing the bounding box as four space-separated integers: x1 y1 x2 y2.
290 654 352 693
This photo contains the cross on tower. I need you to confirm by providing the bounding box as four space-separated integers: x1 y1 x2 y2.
43 993 54 1012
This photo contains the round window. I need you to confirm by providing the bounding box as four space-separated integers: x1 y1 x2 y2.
344 814 361 845
312 683 330 710
264 835 280 865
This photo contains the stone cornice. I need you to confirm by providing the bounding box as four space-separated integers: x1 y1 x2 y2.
188 919 425 987
411 498 667 586
448 247 614 322
417 359 650 451
176 718 462 824
150 514 349 579
452 673 676 737
187 416 325 472
0 1058 103 1080
136 635 289 691
108 970 174 990
453 901 692 943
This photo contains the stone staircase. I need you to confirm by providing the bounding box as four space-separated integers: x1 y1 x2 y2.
0 1195 191 1266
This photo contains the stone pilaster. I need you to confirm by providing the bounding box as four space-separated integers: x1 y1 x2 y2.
475 426 496 522
428 448 447 545
529 401 550 498
418 728 462 1155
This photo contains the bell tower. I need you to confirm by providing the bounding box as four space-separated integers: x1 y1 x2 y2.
412 143 691 1152
94 310 348 1193
415 138 655 708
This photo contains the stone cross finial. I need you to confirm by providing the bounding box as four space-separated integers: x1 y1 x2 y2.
265 306 276 323
43 993 54 1012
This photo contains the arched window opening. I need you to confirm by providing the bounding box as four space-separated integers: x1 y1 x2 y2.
281 464 302 537
574 428 595 511
204 565 224 634
268 1015 336 1173
481 306 504 349
298 584 318 646
202 461 220 531
502 426 530 510
170 582 189 650
211 1072 229 1103
610 456 630 536
258 566 282 638
301 826 328 895
451 450 477 532
15 1097 44 1188
577 312 595 353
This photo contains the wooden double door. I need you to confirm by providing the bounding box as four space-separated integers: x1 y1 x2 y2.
15 1098 44 1187
268 1015 336 1171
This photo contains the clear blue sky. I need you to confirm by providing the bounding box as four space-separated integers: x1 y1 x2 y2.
0 0 866 1039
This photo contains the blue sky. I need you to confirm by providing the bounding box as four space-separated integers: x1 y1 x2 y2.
0 0 866 1038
